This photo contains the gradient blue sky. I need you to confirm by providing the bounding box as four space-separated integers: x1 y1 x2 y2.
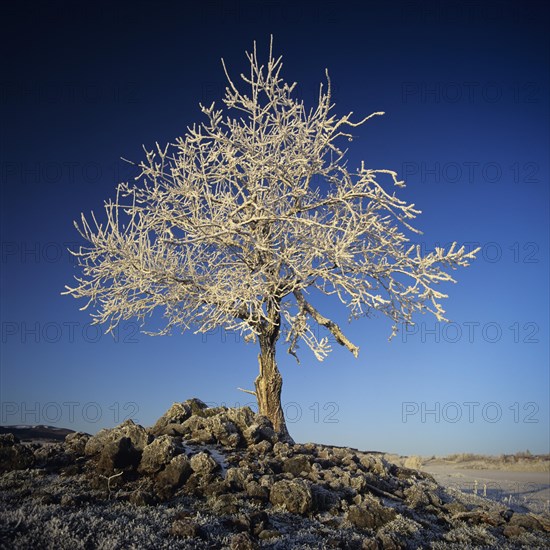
1 0 548 456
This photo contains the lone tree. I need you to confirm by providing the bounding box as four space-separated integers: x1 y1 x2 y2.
64 39 478 441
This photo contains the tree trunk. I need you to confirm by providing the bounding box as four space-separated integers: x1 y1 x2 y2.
255 333 294 443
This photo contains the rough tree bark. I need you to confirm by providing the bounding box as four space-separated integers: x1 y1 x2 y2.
253 303 294 443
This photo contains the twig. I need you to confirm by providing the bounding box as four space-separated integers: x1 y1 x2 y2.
364 482 403 501
237 387 257 397
100 470 124 498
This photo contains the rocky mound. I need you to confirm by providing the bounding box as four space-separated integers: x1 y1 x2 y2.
1 398 549 548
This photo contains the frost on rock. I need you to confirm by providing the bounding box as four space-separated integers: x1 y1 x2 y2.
1 399 549 548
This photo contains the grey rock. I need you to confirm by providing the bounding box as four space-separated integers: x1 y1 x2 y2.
283 454 312 476
358 455 389 476
149 398 213 436
2 398 550 550
0 441 35 472
269 479 313 514
155 453 192 488
85 419 151 456
403 484 431 509
507 512 545 531
97 437 141 474
33 443 73 472
203 415 241 447
225 407 256 432
203 479 230 497
244 479 269 500
225 466 248 490
150 402 193 436
179 416 208 437
138 435 181 474
190 451 219 475
210 493 240 515
184 397 210 414
250 440 272 455
376 533 403 549
311 484 341 512
244 415 277 446
346 502 396 530
272 441 292 457
0 433 19 446
64 432 90 455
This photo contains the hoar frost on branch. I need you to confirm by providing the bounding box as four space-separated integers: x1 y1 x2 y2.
64 38 479 365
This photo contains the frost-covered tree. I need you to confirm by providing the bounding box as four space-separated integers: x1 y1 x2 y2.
64 38 478 441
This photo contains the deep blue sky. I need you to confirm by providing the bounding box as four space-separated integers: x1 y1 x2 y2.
1 0 548 456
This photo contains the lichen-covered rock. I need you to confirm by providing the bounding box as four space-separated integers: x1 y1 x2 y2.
358 455 389 476
244 479 269 501
190 451 219 476
346 502 396 530
210 493 241 515
33 443 74 472
149 398 211 436
203 416 241 448
0 439 35 472
0 433 19 447
64 432 90 455
269 479 313 514
244 416 277 446
96 436 141 474
311 483 341 512
225 466 249 490
155 453 192 489
507 511 546 532
85 419 151 456
282 454 311 476
138 435 181 474
225 407 256 433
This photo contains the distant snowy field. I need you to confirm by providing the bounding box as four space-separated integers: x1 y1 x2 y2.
420 464 549 516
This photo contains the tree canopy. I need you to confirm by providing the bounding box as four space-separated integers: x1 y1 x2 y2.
65 38 478 365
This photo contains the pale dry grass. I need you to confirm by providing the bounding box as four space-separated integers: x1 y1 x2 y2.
438 452 550 472
384 452 550 472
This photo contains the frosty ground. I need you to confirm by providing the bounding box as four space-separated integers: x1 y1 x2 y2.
1 399 549 549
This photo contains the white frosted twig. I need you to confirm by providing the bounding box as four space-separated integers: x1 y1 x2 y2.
64 38 480 363
100 470 124 498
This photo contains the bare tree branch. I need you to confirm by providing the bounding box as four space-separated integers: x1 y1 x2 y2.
64 38 480 363
237 387 257 397
294 289 359 358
